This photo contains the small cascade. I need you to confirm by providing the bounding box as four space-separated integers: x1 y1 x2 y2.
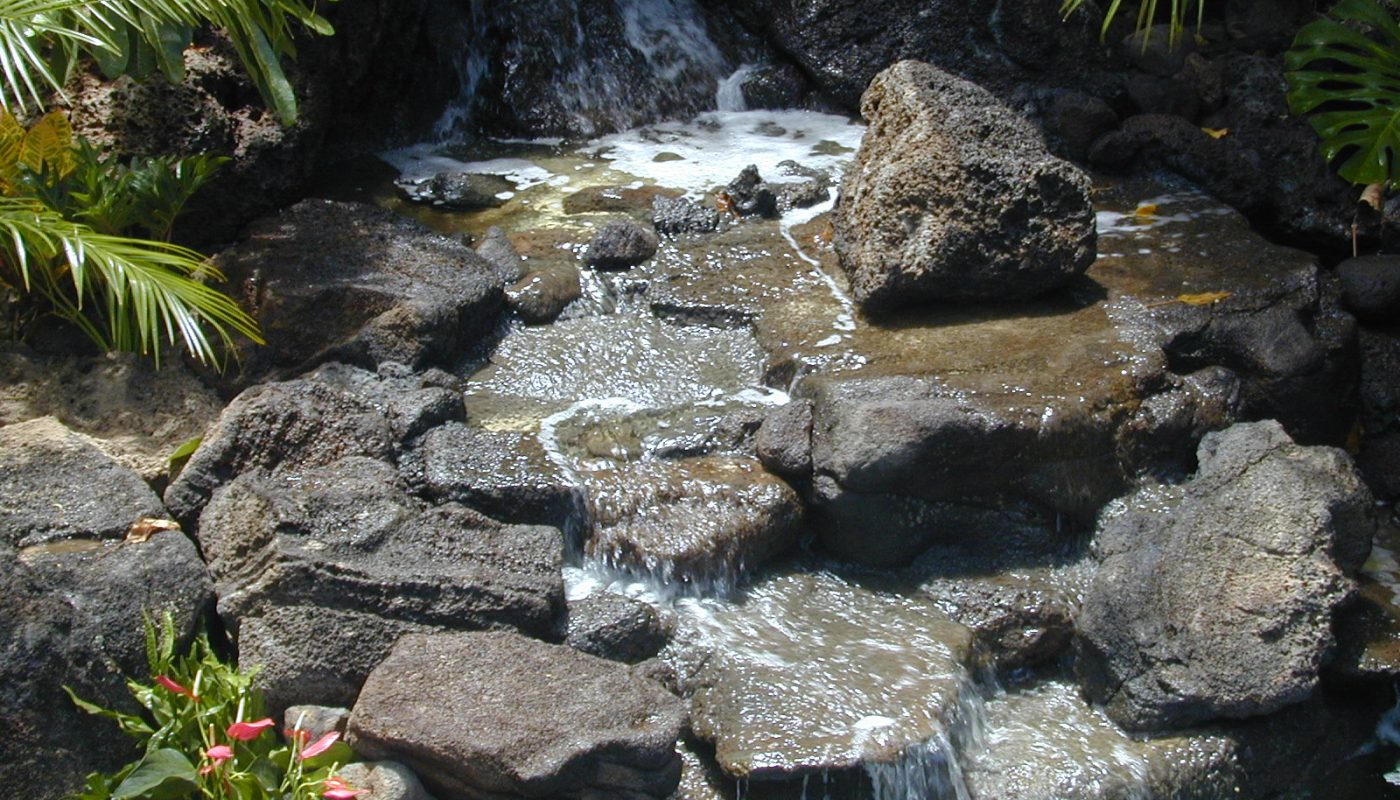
717 64 757 112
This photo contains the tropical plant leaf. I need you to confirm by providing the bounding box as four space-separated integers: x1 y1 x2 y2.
110 748 197 800
18 110 75 178
1060 0 1206 47
1286 0 1400 186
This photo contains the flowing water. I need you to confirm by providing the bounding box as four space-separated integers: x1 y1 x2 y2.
334 2 1400 795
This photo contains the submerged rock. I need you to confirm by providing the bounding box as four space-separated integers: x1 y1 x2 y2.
833 61 1095 310
587 221 661 269
507 263 583 324
585 456 802 590
212 200 506 387
397 171 514 210
347 631 685 799
1076 421 1375 731
566 592 673 664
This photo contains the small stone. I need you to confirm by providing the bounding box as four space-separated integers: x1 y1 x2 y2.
1337 254 1400 324
755 400 813 479
566 593 673 663
1122 25 1195 76
507 263 582 324
653 196 720 235
474 226 526 284
283 705 350 740
1044 91 1119 162
723 165 777 218
335 761 436 800
586 221 660 269
397 172 514 210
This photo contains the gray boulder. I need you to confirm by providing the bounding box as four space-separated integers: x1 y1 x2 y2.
755 400 813 479
653 196 720 235
212 199 506 386
398 171 514 210
1 417 166 547
1076 420 1376 731
164 363 462 526
1337 254 1400 324
585 456 802 590
1 530 211 800
475 226 527 284
833 61 1095 310
335 761 436 800
347 631 685 799
507 263 583 324
197 456 565 709
586 221 660 269
566 593 673 664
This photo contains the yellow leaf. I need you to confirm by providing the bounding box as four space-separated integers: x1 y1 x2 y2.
125 517 181 543
19 111 75 179
0 111 23 191
1134 203 1158 218
1202 127 1229 139
1361 182 1385 212
1177 291 1232 306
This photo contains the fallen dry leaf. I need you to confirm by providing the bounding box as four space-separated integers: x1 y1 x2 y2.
1202 127 1229 139
126 517 181 543
1361 182 1385 212
1177 291 1233 306
1134 203 1158 218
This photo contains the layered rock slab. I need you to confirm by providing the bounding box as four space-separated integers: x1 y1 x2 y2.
347 631 686 799
1076 420 1375 731
833 61 1095 310
197 456 564 709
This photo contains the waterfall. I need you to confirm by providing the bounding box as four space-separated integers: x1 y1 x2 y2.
431 0 737 139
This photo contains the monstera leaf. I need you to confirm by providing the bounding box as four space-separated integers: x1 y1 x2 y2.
1286 0 1400 186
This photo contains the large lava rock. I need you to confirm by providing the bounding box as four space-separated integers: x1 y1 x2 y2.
347 631 686 799
196 456 564 710
1076 420 1375 732
212 200 506 387
833 61 1095 310
164 363 463 526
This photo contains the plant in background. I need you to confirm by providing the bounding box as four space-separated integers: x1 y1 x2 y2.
0 0 337 366
1286 0 1400 188
66 613 361 800
1059 0 1208 48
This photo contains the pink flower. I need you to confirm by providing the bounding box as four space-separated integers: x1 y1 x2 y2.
322 775 363 799
299 731 340 760
154 675 199 702
227 717 275 741
199 743 234 774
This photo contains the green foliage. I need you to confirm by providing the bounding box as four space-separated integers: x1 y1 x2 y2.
0 0 336 125
67 613 360 800
1059 0 1207 48
0 109 260 365
1285 0 1400 187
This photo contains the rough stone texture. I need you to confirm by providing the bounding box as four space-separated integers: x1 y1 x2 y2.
563 185 684 216
347 631 686 799
165 363 462 526
1358 328 1400 500
833 61 1095 310
1337 255 1400 324
586 221 661 269
723 165 777 218
0 347 224 484
585 456 802 590
398 172 513 210
566 593 673 664
0 531 212 800
738 62 813 110
284 705 351 740
0 417 167 547
475 226 528 284
197 456 565 710
1076 421 1376 731
212 200 505 387
508 263 583 324
922 576 1077 672
1043 91 1118 162
653 196 720 235
336 761 437 800
399 422 584 534
755 400 813 479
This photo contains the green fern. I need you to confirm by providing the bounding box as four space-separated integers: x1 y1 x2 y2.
1060 0 1207 49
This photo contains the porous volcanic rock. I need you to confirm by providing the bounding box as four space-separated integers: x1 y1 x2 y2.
347 631 686 799
212 199 506 387
566 592 673 664
833 61 1095 310
164 363 462 526
196 456 564 710
587 221 661 269
1076 420 1375 731
0 417 167 547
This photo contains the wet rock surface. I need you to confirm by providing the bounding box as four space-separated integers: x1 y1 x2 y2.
566 592 673 664
508 262 584 324
587 221 661 269
197 456 565 709
585 457 802 589
688 569 975 781
212 199 506 386
397 171 515 210
834 61 1095 310
1077 421 1375 731
1338 255 1400 324
654 196 721 235
347 631 686 799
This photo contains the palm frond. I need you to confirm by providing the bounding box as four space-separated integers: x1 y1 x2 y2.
0 195 261 365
